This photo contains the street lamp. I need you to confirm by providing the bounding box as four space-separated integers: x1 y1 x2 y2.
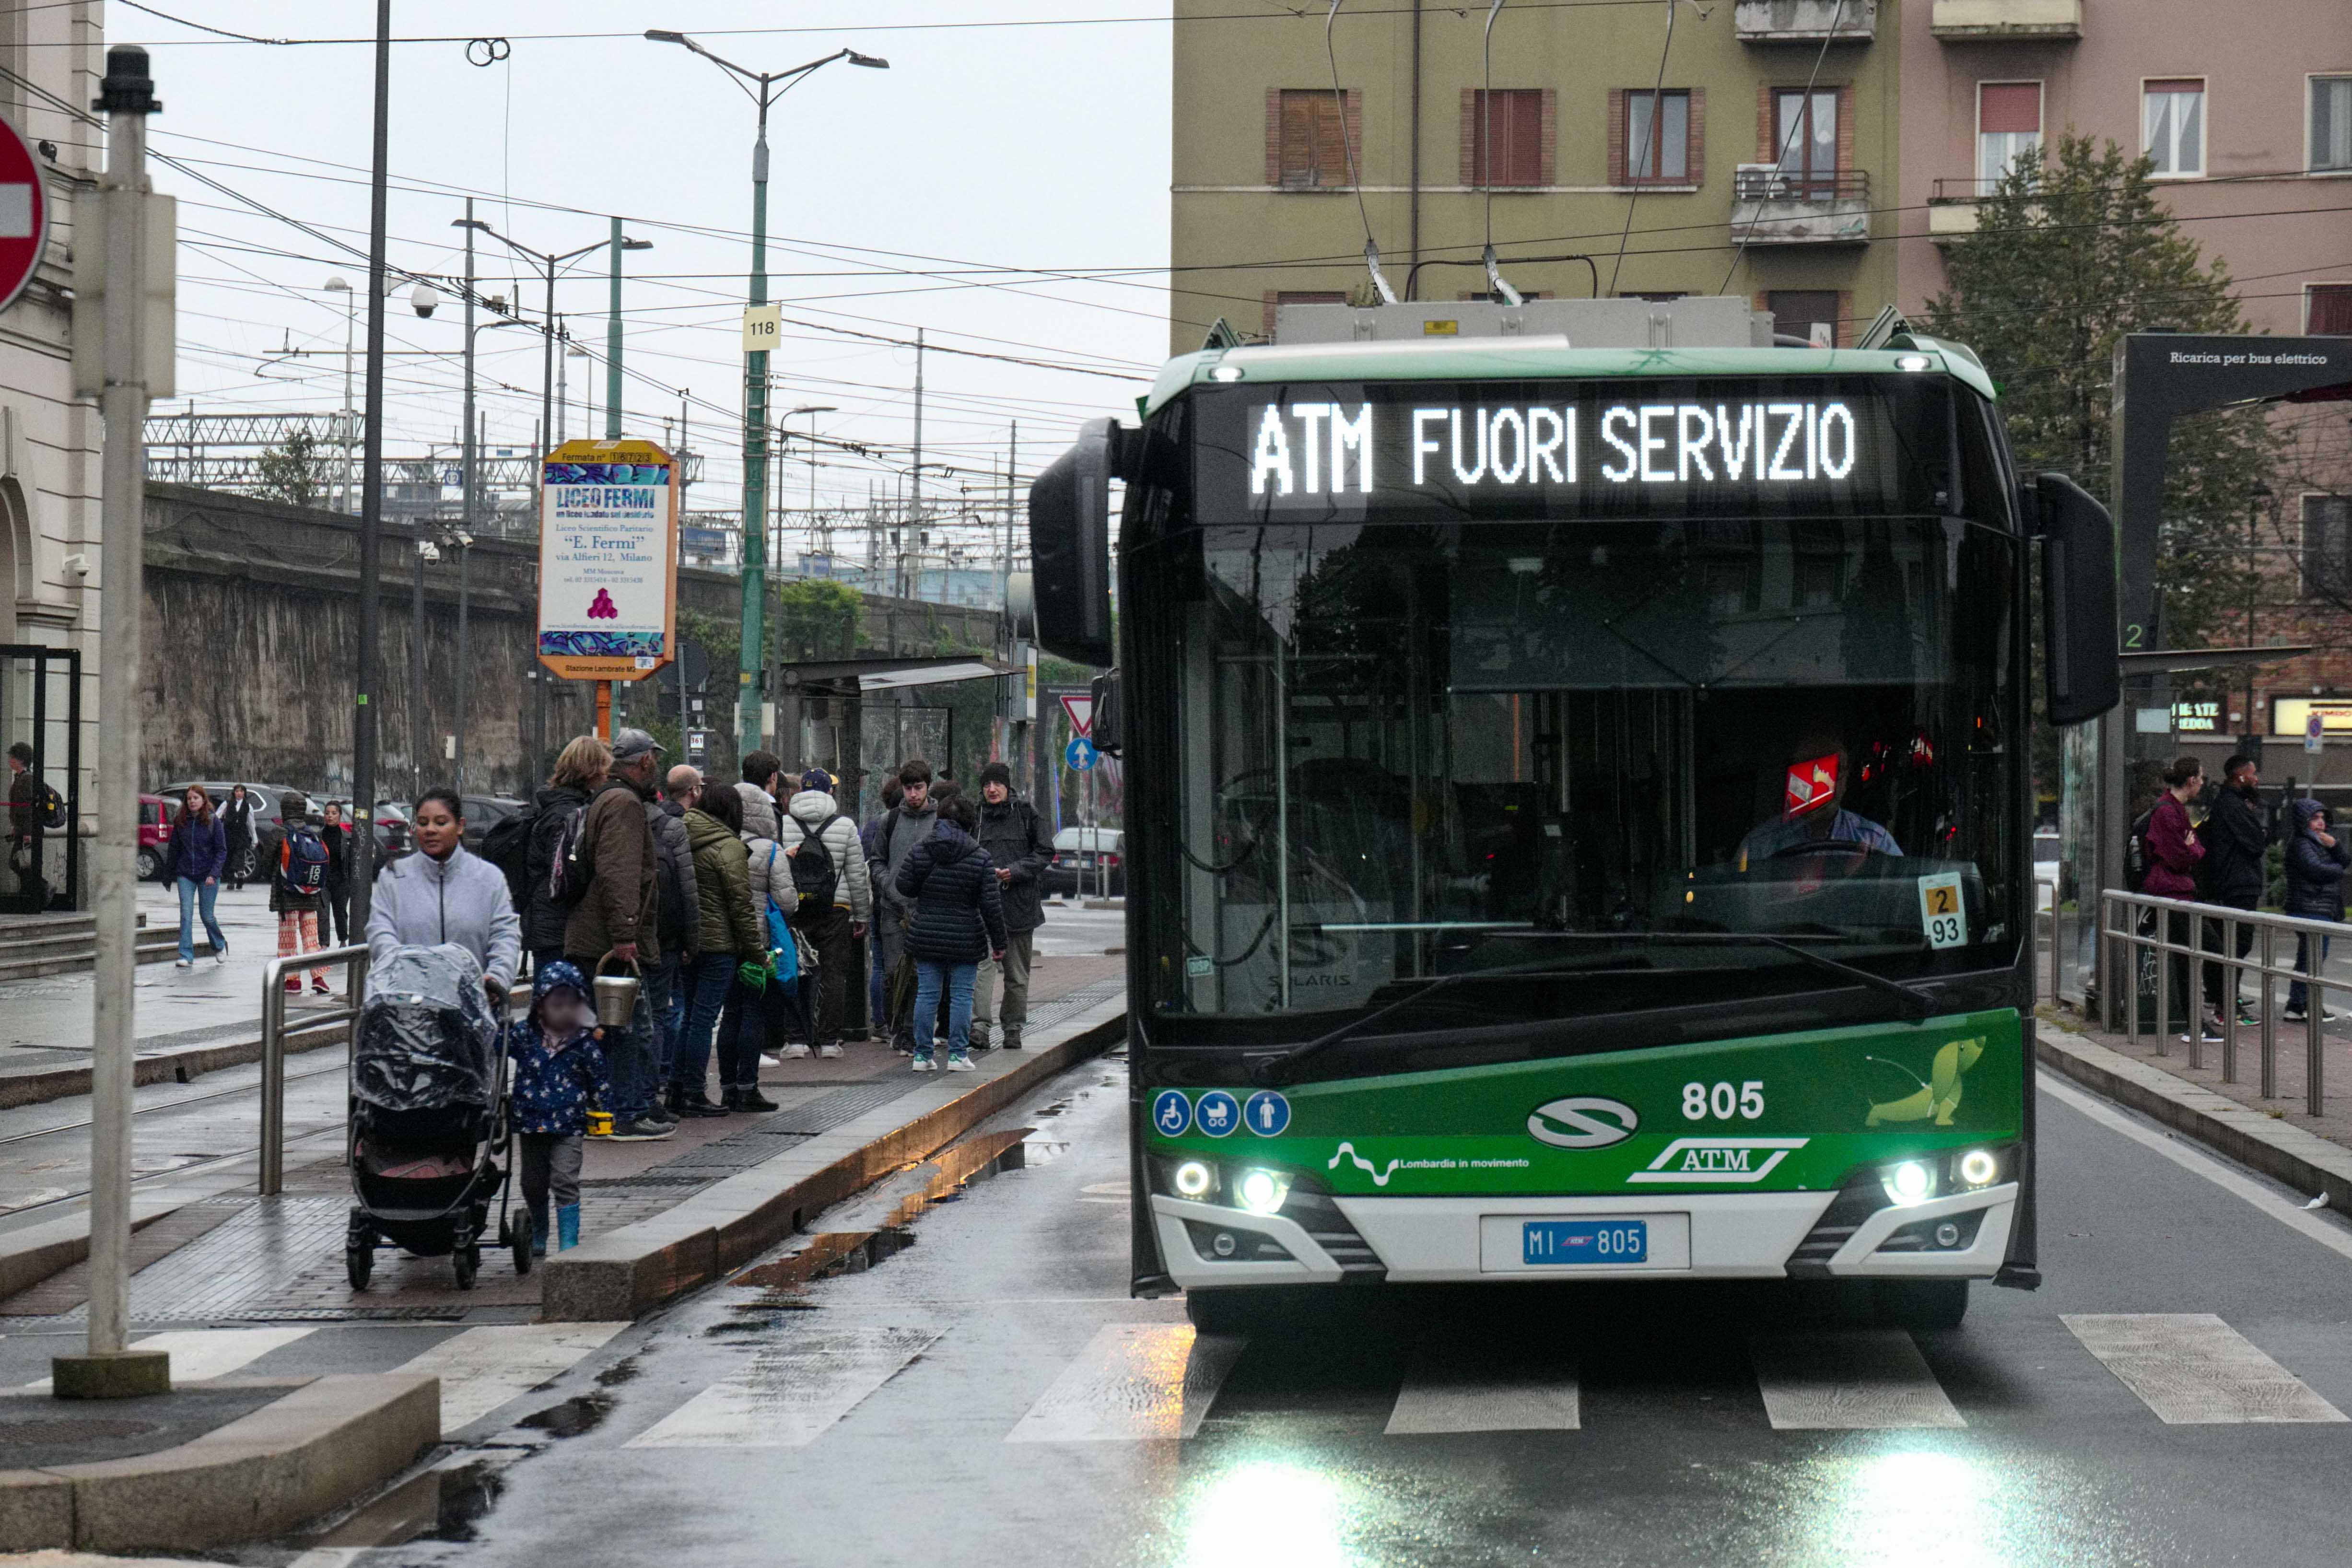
323 275 355 514
606 229 653 438
646 28 887 754
453 215 620 773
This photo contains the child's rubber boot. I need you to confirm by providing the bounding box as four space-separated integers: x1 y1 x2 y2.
557 1204 581 1252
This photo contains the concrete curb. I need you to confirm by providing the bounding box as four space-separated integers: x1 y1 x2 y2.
2036 1013 2352 1210
0 1372 440 1551
0 1016 345 1112
539 998 1127 1322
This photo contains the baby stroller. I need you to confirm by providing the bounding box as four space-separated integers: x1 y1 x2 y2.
345 944 527 1290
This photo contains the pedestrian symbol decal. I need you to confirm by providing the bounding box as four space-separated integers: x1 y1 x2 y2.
587 588 619 620
1243 1090 1291 1137
1195 1090 1240 1137
1150 1089 1192 1137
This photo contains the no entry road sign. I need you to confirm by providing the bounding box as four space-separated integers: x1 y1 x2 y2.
0 117 46 315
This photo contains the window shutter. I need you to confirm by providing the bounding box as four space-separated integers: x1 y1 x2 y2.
1266 89 1283 187
1978 82 2041 134
1462 88 1478 186
1278 90 1314 187
1757 83 1775 162
2308 284 2352 335
1609 88 1627 186
1687 87 1705 186
1540 89 1556 186
1836 84 1854 174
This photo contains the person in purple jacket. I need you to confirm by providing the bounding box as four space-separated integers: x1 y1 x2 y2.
2145 756 2211 1043
163 784 228 969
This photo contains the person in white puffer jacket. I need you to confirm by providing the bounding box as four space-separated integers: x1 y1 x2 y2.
771 770 871 1059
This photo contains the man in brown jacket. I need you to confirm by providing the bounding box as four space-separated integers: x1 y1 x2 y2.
564 729 672 1140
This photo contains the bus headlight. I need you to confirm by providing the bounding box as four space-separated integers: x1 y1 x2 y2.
1236 1169 1291 1215
1883 1160 1936 1207
1173 1160 1216 1199
1958 1148 1998 1187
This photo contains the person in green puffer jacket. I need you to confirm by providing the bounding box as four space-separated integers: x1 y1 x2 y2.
672 785 761 1116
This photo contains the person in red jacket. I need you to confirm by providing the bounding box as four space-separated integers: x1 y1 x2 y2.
2145 756 2212 1043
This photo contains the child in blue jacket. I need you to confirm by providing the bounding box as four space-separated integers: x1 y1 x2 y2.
508 960 609 1253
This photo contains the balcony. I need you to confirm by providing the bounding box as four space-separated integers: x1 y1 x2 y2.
1930 0 2082 39
1734 0 1878 43
1732 166 1872 245
1926 178 2044 243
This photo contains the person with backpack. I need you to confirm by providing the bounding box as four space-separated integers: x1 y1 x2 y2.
2284 797 2351 1023
675 781 758 1116
522 737 609 976
271 791 333 996
971 762 1054 1052
5 742 61 907
780 768 872 1060
649 764 703 1088
561 728 672 1141
162 784 228 969
364 786 522 1003
221 783 259 891
895 794 1007 1073
2145 757 2213 1044
2197 754 2270 1026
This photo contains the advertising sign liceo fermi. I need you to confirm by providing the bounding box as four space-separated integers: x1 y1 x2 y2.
538 438 679 682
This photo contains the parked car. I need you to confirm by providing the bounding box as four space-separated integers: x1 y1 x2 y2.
1044 826 1124 898
460 795 528 853
137 794 175 882
322 798 413 860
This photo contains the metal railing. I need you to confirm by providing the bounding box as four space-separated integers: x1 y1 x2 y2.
258 944 369 1196
2099 890 2347 1115
1732 166 1869 203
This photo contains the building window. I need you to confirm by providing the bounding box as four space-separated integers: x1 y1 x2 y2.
2303 494 2352 598
2310 284 2352 335
1627 90 1691 183
1773 89 1839 198
1466 88 1547 187
1977 82 2042 191
2315 76 2352 172
1270 88 1356 189
1769 290 1841 349
2143 79 2205 178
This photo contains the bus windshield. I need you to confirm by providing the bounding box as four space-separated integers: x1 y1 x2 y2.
1131 383 2021 1026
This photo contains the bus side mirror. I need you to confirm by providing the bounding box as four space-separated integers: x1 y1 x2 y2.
1029 418 1118 668
1090 668 1123 757
2035 471 2121 726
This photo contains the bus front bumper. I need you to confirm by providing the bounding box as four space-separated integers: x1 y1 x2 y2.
1149 1184 2017 1288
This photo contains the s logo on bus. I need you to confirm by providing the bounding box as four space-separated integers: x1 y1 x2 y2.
1526 1096 1640 1149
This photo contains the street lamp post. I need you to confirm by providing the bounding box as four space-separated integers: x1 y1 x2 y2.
457 217 628 775
646 29 887 756
606 224 651 437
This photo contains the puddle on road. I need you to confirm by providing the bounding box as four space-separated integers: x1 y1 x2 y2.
427 1458 508 1541
290 1455 511 1551
516 1389 613 1439
727 1128 1033 1305
595 1354 643 1388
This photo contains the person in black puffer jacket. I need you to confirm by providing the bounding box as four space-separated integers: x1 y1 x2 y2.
2197 754 2270 1024
2284 796 2350 1022
894 795 1006 1073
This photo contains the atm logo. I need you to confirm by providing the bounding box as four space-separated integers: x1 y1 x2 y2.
1526 1097 1640 1150
1624 1137 1809 1184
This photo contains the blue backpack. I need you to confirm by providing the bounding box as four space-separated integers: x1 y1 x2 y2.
761 845 801 984
283 825 329 897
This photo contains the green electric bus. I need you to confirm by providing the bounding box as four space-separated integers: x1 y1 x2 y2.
1028 297 2118 1332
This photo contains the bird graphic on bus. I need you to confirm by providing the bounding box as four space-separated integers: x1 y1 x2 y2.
1863 1037 1985 1126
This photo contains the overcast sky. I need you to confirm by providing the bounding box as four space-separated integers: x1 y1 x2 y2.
117 1 1173 564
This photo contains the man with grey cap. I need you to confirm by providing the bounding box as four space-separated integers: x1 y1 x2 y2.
562 727 674 1140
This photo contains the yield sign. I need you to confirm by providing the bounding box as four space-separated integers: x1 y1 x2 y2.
1059 693 1093 737
0 115 47 316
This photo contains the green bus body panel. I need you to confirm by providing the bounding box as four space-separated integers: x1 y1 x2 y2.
1144 344 1998 420
1148 1009 2023 1198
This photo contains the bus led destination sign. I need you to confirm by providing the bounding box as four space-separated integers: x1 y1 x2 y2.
1249 399 1861 496
1198 377 1928 521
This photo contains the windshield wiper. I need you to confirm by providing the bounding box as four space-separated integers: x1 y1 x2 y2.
1250 934 1934 1086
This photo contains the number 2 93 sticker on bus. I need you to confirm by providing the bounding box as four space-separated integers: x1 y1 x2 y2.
1918 871 1967 949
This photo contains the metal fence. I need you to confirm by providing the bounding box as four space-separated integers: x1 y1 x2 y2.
2098 890 2347 1114
258 944 368 1196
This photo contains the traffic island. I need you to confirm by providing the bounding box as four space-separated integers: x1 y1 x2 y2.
0 1372 438 1551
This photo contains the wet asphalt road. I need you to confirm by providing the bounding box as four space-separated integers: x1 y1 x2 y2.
366 1053 2352 1568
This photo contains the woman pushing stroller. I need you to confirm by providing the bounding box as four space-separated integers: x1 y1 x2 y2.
506 961 608 1254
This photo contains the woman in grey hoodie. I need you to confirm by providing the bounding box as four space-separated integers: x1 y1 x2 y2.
365 787 523 1001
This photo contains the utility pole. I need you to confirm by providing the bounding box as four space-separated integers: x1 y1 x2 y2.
410 531 429 794
909 327 924 603
606 217 623 438
350 0 394 946
736 117 774 758
460 199 476 542
62 43 168 1397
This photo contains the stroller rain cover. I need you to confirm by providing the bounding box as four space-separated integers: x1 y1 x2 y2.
355 944 499 1114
